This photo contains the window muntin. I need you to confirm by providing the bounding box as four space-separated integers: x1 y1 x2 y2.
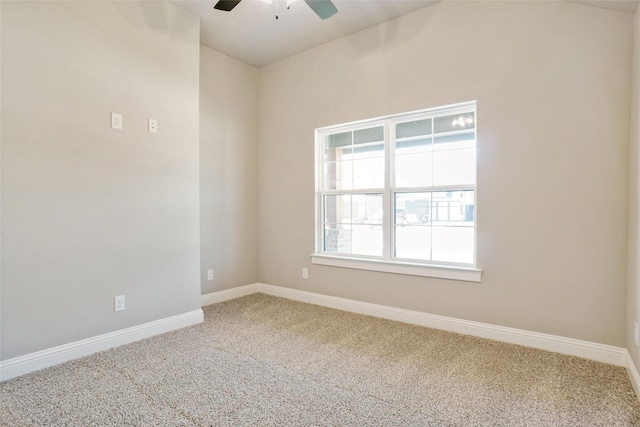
316 102 477 271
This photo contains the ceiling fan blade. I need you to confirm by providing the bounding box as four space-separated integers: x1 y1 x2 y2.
214 0 242 12
304 0 338 20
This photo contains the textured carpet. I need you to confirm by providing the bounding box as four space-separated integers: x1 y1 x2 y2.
2 293 640 426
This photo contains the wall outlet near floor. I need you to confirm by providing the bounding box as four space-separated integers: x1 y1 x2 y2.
302 268 308 279
635 322 638 347
207 269 214 280
148 118 157 133
114 295 125 312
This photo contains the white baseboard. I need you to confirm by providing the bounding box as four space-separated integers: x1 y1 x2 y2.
4 283 632 390
0 309 204 381
203 283 638 402
626 351 640 398
254 283 627 367
201 284 259 307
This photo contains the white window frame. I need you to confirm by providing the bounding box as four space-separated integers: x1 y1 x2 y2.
312 102 482 282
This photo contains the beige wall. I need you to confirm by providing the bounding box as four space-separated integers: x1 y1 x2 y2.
0 1 201 360
629 7 640 370
200 45 259 294
258 1 633 346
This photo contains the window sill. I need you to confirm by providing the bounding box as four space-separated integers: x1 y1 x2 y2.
310 254 482 283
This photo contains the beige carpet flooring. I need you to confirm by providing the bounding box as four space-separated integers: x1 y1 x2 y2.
2 293 640 426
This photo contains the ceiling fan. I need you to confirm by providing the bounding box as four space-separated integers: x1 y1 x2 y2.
213 0 338 20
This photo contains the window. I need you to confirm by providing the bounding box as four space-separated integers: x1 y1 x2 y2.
313 102 481 282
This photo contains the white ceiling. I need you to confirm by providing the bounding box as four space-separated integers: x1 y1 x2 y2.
172 0 639 68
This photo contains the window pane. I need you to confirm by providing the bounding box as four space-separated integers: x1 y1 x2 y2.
325 131 352 163
324 225 352 254
324 146 352 162
396 136 431 153
395 192 432 225
324 160 352 191
324 195 352 225
394 192 432 260
324 162 335 190
353 157 384 189
430 189 475 263
324 194 382 227
394 191 474 263
394 118 434 189
434 132 474 145
327 131 352 148
430 190 474 223
358 194 383 226
354 126 384 145
396 118 432 138
431 225 474 264
432 145 476 186
434 112 475 134
395 225 431 260
352 141 384 158
316 194 381 258
323 222 383 256
352 224 383 257
395 152 432 188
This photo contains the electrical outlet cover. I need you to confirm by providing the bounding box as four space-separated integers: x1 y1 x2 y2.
111 112 123 130
114 295 126 312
